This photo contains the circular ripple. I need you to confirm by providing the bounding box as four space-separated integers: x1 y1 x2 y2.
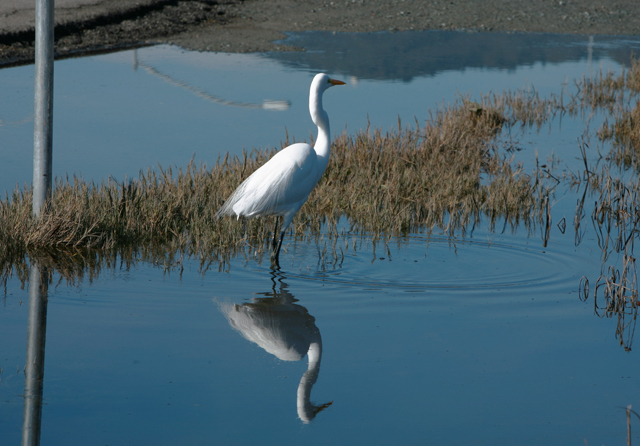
285 234 586 293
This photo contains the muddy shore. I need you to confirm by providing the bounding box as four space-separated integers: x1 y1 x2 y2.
1 0 639 67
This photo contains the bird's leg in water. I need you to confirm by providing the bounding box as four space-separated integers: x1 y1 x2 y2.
270 217 286 266
272 229 286 267
271 217 281 253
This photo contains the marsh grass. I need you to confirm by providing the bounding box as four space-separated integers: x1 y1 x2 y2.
599 101 640 168
593 253 638 352
313 107 538 237
588 57 640 169
574 156 640 351
569 58 640 350
3 58 640 294
579 163 640 350
583 57 640 109
1 95 556 286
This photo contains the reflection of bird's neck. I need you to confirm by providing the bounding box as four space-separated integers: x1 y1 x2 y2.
297 336 331 423
310 88 331 173
306 339 322 375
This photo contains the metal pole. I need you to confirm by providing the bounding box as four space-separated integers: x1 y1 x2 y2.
22 262 49 446
33 0 55 218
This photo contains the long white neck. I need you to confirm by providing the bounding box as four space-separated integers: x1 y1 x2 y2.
310 89 331 175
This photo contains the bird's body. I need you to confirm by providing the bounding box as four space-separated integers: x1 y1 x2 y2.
216 73 345 266
225 142 319 226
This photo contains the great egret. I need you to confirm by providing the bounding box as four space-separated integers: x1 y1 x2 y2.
215 73 345 266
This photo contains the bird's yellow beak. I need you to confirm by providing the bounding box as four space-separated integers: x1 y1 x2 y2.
329 78 346 86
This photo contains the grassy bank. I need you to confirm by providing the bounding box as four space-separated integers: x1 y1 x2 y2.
0 96 543 276
2 58 639 288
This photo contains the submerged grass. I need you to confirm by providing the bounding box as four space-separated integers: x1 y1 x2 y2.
563 58 640 350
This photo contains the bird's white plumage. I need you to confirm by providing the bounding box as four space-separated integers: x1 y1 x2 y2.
221 142 318 226
216 73 344 263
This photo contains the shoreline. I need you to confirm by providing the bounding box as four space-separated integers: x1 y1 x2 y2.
1 0 639 67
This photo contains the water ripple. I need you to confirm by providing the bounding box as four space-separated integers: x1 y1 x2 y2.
286 235 586 294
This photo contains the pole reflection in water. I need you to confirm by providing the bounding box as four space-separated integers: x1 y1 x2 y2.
219 272 332 423
133 50 291 112
22 262 48 446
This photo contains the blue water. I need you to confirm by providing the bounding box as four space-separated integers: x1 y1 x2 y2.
2 32 639 195
0 231 633 445
1 30 640 445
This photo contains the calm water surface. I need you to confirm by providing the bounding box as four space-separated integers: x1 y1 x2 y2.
1 31 640 445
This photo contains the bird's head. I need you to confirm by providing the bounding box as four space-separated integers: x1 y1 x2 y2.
312 73 346 94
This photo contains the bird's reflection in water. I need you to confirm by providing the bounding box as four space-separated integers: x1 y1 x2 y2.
220 272 332 423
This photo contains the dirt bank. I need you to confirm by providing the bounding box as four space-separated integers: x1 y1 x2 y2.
1 0 639 67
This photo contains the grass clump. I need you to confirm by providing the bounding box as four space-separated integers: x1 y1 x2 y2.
599 101 640 168
0 96 548 281
312 104 536 238
581 57 640 111
582 56 640 169
569 57 640 350
8 57 640 284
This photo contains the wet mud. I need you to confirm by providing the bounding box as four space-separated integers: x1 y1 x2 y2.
1 0 639 67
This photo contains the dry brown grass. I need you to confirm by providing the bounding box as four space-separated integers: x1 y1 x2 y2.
1 96 552 284
571 57 640 350
7 58 640 287
308 106 536 238
578 156 640 353
581 248 638 352
586 57 640 169
483 88 566 128
599 101 640 168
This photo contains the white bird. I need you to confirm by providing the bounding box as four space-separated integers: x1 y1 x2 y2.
215 73 345 266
